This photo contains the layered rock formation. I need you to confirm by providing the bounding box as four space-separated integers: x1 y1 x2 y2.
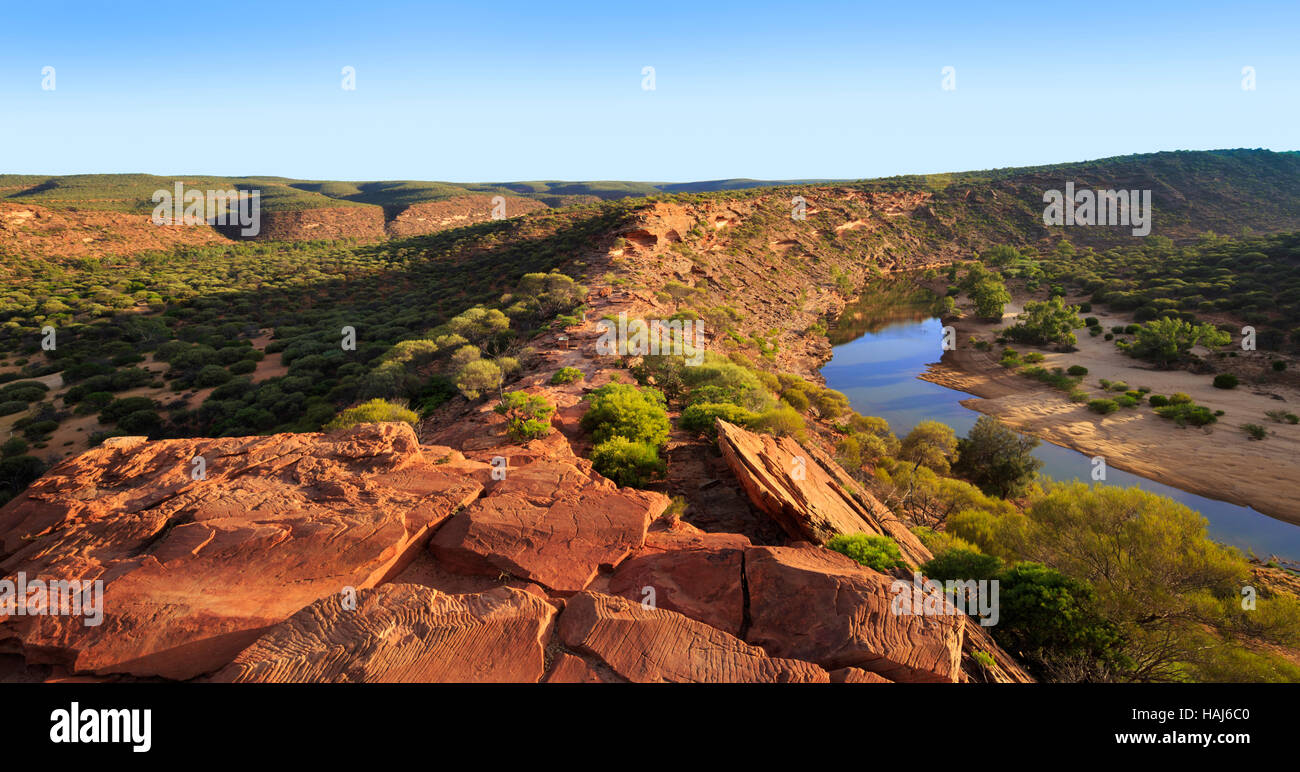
0 417 1031 683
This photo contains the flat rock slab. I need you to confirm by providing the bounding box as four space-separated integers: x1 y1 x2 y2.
212 584 556 683
558 591 828 683
0 423 484 680
608 527 749 636
744 544 965 683
431 459 668 593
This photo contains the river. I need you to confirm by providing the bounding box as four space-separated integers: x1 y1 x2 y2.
822 311 1300 564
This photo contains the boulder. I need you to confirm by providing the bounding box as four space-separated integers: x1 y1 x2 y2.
714 421 931 566
558 591 827 683
212 584 556 683
608 526 749 636
0 423 484 679
431 458 668 593
744 544 965 683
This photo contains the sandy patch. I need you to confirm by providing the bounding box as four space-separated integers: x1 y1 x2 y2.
925 297 1300 526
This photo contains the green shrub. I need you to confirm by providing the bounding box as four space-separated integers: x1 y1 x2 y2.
590 437 665 487
1088 399 1119 415
324 398 418 431
681 402 758 437
921 547 1003 583
750 405 807 439
827 534 906 573
1115 395 1139 408
780 387 810 411
1213 373 1239 389
1169 392 1193 404
0 400 27 416
1066 365 1088 376
494 391 555 442
1147 394 1169 407
1154 402 1217 427
549 366 584 385
227 359 257 375
1242 423 1268 440
581 383 670 446
1 437 28 457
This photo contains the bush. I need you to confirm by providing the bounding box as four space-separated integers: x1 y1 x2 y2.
1 437 28 457
779 387 810 411
324 398 419 431
1242 423 1268 440
1169 392 1193 404
681 402 758 437
1115 395 1139 408
581 383 670 446
494 391 555 442
750 405 807 439
1066 365 1088 376
827 534 906 573
1147 394 1169 407
1213 373 1239 389
992 562 1121 674
194 364 233 387
1155 402 1217 427
549 366 584 385
590 437 665 487
0 400 27 416
1088 399 1119 415
921 548 1003 583
228 359 257 375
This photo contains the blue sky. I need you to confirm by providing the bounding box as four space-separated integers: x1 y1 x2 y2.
1 0 1296 182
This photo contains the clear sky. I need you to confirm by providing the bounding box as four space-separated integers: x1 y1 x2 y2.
1 0 1296 182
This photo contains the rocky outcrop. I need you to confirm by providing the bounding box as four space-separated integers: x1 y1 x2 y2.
236 206 387 241
0 423 485 679
557 592 828 683
744 544 965 683
431 458 669 593
715 420 931 566
385 195 549 238
607 525 749 636
212 584 556 683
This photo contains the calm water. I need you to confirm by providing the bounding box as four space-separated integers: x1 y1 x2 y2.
822 314 1300 563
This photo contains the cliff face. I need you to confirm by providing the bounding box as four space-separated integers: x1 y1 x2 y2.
0 415 1028 684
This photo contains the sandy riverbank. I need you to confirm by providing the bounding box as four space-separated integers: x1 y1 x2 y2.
923 296 1300 527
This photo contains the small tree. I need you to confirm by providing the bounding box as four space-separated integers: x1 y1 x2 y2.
953 415 1043 498
495 391 554 442
899 420 959 474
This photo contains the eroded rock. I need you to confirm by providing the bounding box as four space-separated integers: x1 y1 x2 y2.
744 544 965 683
0 423 484 679
212 584 555 683
558 591 827 683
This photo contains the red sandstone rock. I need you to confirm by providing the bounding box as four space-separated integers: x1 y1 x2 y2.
714 420 931 566
608 527 748 636
431 458 668 593
744 544 965 683
829 667 894 683
211 584 555 683
558 592 828 683
544 652 626 683
0 423 484 680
